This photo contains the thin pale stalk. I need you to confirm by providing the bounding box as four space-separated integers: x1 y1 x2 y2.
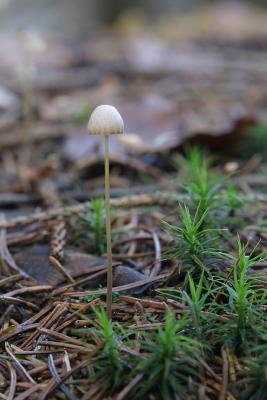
104 135 112 319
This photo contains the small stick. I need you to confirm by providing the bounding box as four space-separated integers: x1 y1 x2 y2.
49 256 75 284
150 229 162 277
6 361 16 400
116 373 143 400
38 328 93 349
63 273 167 297
0 274 23 288
14 385 44 400
2 285 52 298
0 192 181 230
219 348 229 400
0 296 39 312
0 323 39 345
48 354 77 400
38 348 100 400
5 342 36 384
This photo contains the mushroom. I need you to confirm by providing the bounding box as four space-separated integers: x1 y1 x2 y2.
88 105 124 319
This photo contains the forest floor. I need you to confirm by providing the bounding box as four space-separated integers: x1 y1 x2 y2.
0 6 267 399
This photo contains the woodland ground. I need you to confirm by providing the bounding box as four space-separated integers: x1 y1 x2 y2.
0 5 267 399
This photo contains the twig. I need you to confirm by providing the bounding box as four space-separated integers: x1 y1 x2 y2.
37 327 93 349
38 340 94 352
21 303 67 349
7 361 16 400
0 214 33 280
0 305 14 326
0 193 181 229
3 285 52 298
48 354 78 400
0 274 23 288
219 348 229 400
39 347 100 400
116 373 143 400
13 384 44 400
49 256 75 284
0 296 39 312
119 295 166 310
63 273 168 297
5 342 36 384
150 229 162 277
51 268 107 296
0 324 39 345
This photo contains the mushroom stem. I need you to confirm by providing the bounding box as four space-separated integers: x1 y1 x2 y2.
104 134 113 319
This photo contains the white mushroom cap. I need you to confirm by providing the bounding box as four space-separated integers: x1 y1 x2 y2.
88 105 124 135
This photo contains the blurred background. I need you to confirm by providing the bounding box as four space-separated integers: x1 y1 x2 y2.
0 0 267 278
0 0 267 175
0 0 267 38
